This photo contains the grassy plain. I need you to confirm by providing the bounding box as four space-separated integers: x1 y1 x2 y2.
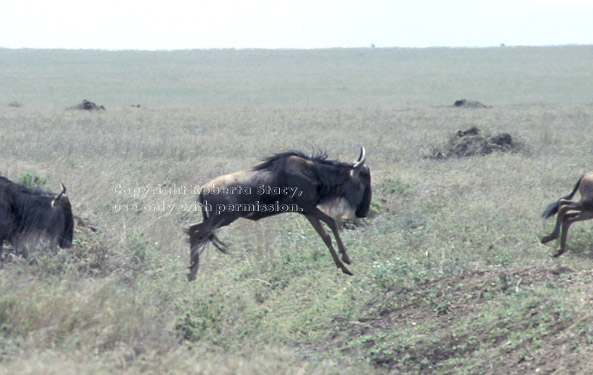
1 46 593 374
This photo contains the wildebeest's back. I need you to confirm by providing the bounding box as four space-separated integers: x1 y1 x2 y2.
198 156 320 220
579 173 593 201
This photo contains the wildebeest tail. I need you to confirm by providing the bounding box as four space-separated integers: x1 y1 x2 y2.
541 175 582 219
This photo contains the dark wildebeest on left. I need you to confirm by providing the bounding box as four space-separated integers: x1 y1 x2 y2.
186 148 371 281
0 177 74 258
541 172 593 257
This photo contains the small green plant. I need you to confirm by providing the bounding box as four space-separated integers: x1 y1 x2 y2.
378 177 415 197
432 295 453 316
123 231 159 273
371 260 409 291
18 171 47 190
175 298 223 341
368 197 385 217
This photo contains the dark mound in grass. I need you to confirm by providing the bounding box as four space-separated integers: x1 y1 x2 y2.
68 99 105 111
453 99 490 108
427 126 524 160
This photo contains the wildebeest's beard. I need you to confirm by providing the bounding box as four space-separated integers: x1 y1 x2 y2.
58 203 74 248
355 166 372 217
356 184 372 218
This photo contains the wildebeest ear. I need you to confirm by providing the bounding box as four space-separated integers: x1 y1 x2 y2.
352 147 366 171
51 183 67 207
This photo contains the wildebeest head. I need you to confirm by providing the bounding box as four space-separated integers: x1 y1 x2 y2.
317 148 372 219
50 184 74 248
352 149 372 217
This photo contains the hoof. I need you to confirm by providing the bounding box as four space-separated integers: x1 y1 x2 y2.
341 266 354 276
342 255 352 265
541 235 554 244
187 263 199 282
550 250 565 258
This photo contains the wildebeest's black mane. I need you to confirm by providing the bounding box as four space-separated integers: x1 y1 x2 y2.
252 151 361 205
253 150 352 172
1 177 59 229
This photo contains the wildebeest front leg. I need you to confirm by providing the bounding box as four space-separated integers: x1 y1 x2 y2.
305 214 353 275
310 208 352 264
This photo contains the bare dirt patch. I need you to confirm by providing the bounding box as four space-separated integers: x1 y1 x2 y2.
322 264 593 374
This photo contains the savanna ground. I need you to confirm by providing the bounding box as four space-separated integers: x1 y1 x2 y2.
1 46 593 374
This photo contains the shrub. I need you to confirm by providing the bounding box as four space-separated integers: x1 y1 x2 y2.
17 171 47 190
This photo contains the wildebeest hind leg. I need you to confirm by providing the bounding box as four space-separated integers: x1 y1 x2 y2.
187 215 238 281
553 210 593 257
305 215 353 275
542 200 574 244
187 222 212 281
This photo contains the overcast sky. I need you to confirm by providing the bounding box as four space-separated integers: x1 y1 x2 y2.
1 0 591 50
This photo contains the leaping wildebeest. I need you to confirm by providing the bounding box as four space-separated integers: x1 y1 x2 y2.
541 172 593 257
186 148 371 281
0 177 74 258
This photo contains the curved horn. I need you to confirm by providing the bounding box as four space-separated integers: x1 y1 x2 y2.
52 183 67 207
353 147 366 171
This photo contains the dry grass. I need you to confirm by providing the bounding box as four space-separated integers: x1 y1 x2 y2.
1 46 593 374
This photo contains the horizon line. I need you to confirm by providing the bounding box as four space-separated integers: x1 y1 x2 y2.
0 43 591 52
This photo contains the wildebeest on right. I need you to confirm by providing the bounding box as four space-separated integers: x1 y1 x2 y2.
541 172 593 257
